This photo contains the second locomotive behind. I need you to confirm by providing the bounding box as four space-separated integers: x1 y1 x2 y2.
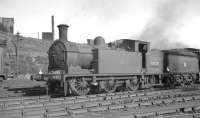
47 24 200 96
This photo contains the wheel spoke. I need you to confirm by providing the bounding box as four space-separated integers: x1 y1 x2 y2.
69 78 90 95
100 80 117 93
126 79 139 91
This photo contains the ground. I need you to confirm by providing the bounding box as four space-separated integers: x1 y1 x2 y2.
0 79 46 98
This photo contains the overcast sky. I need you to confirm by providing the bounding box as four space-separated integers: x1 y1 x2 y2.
0 0 200 48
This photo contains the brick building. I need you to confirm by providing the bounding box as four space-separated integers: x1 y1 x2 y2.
0 17 14 33
42 32 53 41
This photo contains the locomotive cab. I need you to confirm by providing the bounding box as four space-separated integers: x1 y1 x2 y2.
137 41 150 70
108 39 150 52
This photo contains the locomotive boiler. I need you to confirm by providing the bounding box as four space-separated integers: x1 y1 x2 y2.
47 24 200 96
48 25 111 74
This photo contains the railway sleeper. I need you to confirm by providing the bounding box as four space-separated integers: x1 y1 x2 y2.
0 103 4 109
125 103 139 108
146 91 161 96
5 102 22 108
163 99 173 104
139 102 153 107
105 96 112 100
89 96 104 101
194 95 200 100
162 114 194 118
140 97 149 101
44 103 63 110
23 106 45 112
133 98 140 102
22 96 40 100
0 98 8 103
87 106 108 112
6 99 21 103
67 104 83 110
194 106 200 112
62 100 74 105
116 98 133 104
134 112 156 118
39 95 50 99
50 97 65 102
115 92 124 95
152 100 163 105
7 97 22 101
1 112 22 118
157 109 178 115
183 107 194 113
0 109 22 116
76 95 87 99
68 108 88 114
107 93 115 96
183 96 194 101
123 91 130 94
100 101 112 106
47 111 68 118
108 104 125 110
174 98 184 102
74 98 89 103
23 114 45 118
23 109 45 116
149 96 158 100
137 93 145 96
64 96 76 101
5 105 24 110
120 94 129 99
129 93 137 98
129 94 137 98
97 93 107 97
160 95 171 99
111 95 121 100
84 102 100 108
38 99 49 103
23 100 37 105
193 113 200 117
109 100 120 105
86 94 97 98
46 107 66 113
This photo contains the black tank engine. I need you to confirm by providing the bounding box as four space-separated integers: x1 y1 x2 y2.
47 24 200 96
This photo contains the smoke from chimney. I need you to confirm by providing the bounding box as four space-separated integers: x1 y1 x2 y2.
138 0 189 49
58 24 69 41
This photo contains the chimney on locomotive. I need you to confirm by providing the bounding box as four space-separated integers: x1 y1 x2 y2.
58 24 69 41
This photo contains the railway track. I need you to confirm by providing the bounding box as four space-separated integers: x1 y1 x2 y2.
0 88 200 118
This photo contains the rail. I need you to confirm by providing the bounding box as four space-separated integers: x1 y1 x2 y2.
0 89 200 118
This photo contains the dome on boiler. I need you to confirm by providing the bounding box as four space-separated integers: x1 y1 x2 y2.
94 36 105 46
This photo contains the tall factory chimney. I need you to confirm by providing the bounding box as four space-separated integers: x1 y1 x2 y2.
51 16 54 40
58 24 69 41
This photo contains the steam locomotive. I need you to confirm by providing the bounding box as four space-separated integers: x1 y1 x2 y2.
47 24 200 96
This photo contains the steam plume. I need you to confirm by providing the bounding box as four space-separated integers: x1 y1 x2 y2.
138 0 189 49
